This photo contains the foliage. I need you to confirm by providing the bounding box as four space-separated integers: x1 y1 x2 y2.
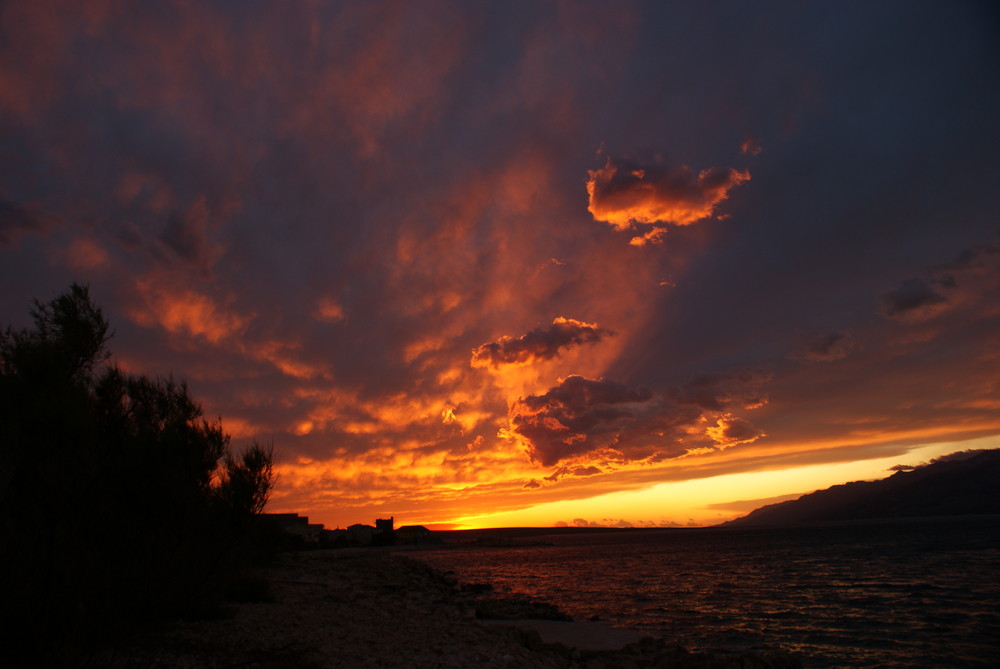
0 284 276 664
219 440 277 516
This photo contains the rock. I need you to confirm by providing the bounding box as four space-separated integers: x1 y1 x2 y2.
480 619 650 653
460 582 494 594
474 596 572 621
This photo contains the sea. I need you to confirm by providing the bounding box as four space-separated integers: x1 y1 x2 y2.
413 516 1000 668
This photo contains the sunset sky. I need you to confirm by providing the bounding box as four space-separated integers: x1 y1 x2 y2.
2 1 999 529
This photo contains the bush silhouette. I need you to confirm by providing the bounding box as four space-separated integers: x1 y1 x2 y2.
0 284 275 663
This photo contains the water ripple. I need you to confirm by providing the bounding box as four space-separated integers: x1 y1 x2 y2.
416 517 1000 668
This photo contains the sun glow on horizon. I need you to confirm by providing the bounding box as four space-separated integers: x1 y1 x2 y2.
437 438 993 530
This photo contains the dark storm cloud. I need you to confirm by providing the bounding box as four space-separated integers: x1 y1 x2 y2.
471 317 614 369
890 448 990 472
928 449 990 465
878 242 1000 324
509 375 703 466
789 330 855 363
879 278 949 322
506 368 773 466
929 242 1000 290
0 199 48 246
155 201 224 275
675 371 770 412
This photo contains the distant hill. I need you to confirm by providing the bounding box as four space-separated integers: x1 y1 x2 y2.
725 448 1000 527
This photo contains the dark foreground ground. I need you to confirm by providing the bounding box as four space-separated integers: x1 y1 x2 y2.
93 549 803 668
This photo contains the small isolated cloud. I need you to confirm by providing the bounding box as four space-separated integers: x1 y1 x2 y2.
471 317 614 369
586 154 749 234
740 136 763 156
507 375 701 466
878 277 949 322
789 329 855 362
314 297 345 322
522 479 541 489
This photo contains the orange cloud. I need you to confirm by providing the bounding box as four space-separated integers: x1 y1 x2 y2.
706 415 765 447
313 297 345 322
64 237 109 269
740 136 763 156
130 280 252 344
587 154 749 231
251 339 329 380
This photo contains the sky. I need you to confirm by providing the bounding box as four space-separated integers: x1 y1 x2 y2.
2 1 999 530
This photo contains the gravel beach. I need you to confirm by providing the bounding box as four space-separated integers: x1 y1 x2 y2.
95 549 803 668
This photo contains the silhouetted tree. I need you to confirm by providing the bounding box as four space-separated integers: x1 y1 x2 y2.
0 284 276 664
218 440 277 516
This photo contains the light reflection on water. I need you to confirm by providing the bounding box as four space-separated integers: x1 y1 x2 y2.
414 517 1000 668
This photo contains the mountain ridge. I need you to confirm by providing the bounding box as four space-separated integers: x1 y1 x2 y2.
724 448 1000 527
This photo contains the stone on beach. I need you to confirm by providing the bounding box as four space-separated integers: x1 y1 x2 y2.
481 618 650 653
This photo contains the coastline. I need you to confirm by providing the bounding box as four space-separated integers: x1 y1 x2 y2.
96 549 803 668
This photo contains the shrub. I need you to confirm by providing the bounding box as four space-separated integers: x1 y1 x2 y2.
0 284 275 663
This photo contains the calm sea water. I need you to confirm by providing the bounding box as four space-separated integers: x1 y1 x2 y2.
414 517 1000 668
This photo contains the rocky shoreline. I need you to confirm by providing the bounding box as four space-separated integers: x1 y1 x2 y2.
95 549 804 668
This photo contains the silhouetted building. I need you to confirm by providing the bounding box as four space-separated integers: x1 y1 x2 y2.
396 525 438 544
326 528 349 547
347 523 375 545
261 513 325 543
